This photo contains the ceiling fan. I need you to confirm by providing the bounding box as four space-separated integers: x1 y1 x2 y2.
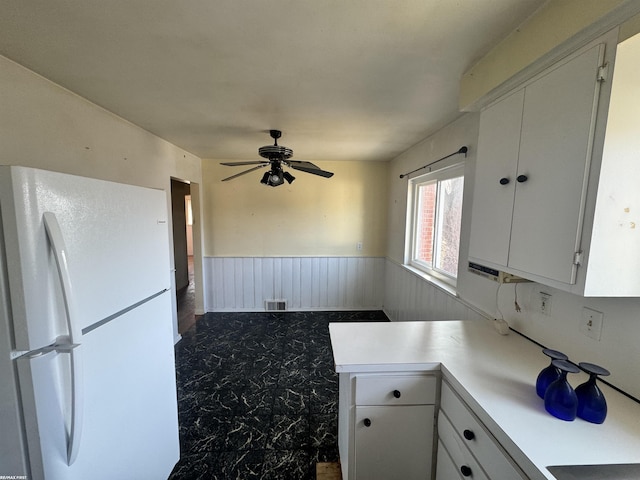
220 130 334 187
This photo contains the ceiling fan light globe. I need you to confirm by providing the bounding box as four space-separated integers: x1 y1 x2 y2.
268 173 284 187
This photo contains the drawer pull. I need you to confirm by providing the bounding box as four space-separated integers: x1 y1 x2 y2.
463 429 475 440
363 418 372 427
516 174 528 183
393 389 402 398
499 177 510 185
460 465 472 477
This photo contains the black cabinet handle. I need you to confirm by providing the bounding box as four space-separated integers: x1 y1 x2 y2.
363 418 372 427
499 177 510 185
393 390 401 398
463 429 475 440
516 174 528 183
460 465 472 477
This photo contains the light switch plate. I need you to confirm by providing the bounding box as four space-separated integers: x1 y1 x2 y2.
580 307 603 341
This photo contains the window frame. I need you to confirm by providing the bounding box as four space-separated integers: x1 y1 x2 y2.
406 162 465 287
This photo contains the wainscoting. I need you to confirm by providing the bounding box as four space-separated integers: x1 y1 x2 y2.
383 259 486 322
203 256 488 322
204 257 385 312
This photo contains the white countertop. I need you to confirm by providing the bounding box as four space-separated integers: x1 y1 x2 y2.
329 319 640 480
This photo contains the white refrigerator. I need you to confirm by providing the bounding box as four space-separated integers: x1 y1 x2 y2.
0 166 180 479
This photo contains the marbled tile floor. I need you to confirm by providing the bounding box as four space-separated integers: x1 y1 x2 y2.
169 311 389 480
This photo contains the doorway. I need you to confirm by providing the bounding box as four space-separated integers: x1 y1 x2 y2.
170 179 197 334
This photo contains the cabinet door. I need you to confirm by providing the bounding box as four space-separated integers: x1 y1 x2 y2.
469 89 524 267
509 44 605 284
355 405 435 480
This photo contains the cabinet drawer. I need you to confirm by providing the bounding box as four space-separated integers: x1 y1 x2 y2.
436 440 464 480
438 413 488 480
440 382 526 480
355 374 437 406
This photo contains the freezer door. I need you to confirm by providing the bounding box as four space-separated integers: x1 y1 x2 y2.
0 226 29 475
0 166 171 351
17 293 179 480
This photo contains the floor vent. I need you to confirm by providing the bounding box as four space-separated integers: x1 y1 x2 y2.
265 300 287 311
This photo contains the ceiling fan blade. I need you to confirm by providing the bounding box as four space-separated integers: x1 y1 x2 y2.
288 160 321 169
221 164 267 181
289 164 334 178
221 161 268 166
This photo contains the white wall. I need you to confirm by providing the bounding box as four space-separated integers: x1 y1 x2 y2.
384 260 485 323
0 54 203 341
205 256 384 311
385 111 640 400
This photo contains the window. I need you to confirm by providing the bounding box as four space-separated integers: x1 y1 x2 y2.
408 164 464 285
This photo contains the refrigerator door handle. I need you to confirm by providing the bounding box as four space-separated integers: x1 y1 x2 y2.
43 212 84 465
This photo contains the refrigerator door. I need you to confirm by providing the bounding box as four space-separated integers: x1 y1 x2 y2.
0 166 171 351
17 293 179 480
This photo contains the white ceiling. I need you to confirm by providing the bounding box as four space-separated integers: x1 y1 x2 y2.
0 0 547 162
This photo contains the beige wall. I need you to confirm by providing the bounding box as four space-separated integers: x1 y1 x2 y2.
202 159 388 257
459 0 640 109
0 54 203 339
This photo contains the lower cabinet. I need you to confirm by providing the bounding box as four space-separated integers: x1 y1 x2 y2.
337 374 527 480
437 380 527 480
337 372 438 480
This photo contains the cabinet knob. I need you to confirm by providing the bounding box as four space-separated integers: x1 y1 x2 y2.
463 429 475 440
363 418 372 427
516 174 528 183
499 177 510 185
393 390 401 398
460 465 472 477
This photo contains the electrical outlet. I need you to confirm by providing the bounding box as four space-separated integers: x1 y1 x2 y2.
356 242 363 251
580 307 604 341
539 292 552 316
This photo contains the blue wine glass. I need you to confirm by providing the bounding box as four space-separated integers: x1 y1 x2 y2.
544 359 580 421
536 349 568 398
576 362 610 424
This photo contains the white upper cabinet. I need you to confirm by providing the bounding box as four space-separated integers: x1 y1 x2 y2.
509 43 603 284
469 89 524 267
470 28 640 296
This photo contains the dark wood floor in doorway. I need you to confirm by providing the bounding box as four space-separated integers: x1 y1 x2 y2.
177 255 200 335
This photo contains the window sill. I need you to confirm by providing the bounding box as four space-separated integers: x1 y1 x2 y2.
401 264 458 297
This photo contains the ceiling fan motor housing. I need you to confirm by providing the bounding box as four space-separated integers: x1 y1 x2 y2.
258 144 293 160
